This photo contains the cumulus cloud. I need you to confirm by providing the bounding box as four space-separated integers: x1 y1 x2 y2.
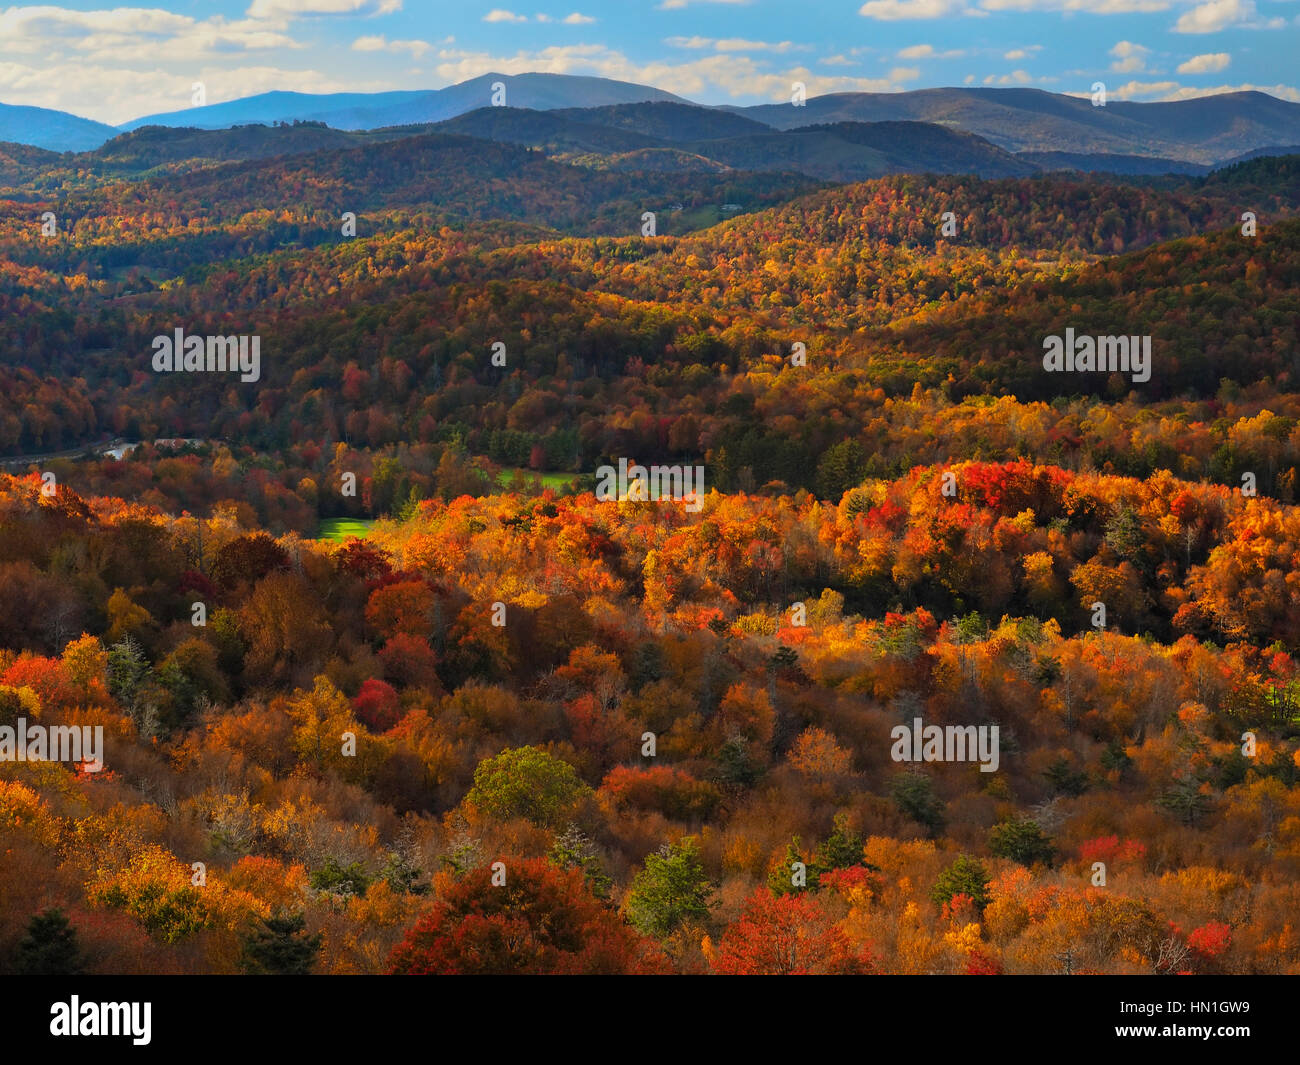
983 68 1034 84
1177 52 1230 73
350 34 435 56
657 0 751 8
431 44 919 101
1109 78 1298 101
1174 0 1264 32
0 5 298 61
859 0 981 20
981 0 1169 12
0 58 378 123
246 0 401 16
1109 40 1150 73
665 36 797 52
897 44 966 57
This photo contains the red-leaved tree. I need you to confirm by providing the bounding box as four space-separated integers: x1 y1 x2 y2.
388 858 669 975
710 890 875 975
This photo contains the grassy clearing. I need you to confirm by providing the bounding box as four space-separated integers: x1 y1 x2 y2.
497 468 579 491
317 517 375 541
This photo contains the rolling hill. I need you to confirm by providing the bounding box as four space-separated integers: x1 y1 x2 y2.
431 109 1036 180
0 102 118 152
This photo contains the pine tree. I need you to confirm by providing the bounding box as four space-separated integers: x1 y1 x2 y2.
768 837 810 896
817 812 865 873
238 912 322 975
15 909 83 975
891 770 947 835
931 856 991 911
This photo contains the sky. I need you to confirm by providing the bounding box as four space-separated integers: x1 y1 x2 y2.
0 0 1296 125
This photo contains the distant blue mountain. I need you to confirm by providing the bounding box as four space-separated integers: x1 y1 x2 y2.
0 102 118 152
6 75 1300 166
120 73 688 133
731 87 1300 166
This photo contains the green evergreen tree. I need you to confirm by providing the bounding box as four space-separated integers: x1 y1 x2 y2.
15 909 83 975
890 770 947 835
1158 776 1213 826
988 818 1055 866
310 858 371 899
931 855 991 911
238 912 322 975
379 849 427 895
768 837 812 895
816 812 865 872
815 439 867 500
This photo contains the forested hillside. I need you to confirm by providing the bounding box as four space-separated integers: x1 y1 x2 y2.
1 467 1297 974
1 113 1298 977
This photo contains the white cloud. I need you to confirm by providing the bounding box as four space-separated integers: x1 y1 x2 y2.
483 9 528 22
982 0 1169 11
0 58 382 124
665 36 797 52
1174 0 1253 32
897 43 966 58
715 38 797 52
1177 52 1230 72
859 0 981 19
1110 40 1147 57
1111 78 1299 101
983 68 1034 84
563 12 595 22
657 0 751 8
431 45 919 101
1109 40 1149 72
0 6 302 62
246 0 400 16
350 34 432 56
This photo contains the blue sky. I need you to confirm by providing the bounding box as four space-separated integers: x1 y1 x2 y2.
1 0 1296 124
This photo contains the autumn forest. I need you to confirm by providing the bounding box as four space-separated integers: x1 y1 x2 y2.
2 82 1299 984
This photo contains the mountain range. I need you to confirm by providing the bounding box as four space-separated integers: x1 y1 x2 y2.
4 73 1300 182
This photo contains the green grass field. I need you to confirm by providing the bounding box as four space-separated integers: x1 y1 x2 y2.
497 468 578 491
317 518 375 541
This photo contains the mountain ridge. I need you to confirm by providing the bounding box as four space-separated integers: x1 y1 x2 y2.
4 75 1300 166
